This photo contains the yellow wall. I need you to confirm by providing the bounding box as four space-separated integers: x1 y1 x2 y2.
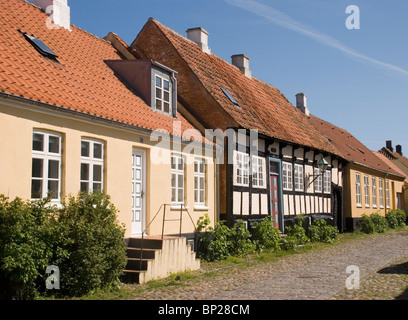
346 164 404 219
0 100 216 238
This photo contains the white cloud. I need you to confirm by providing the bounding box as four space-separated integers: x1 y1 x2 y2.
225 0 408 75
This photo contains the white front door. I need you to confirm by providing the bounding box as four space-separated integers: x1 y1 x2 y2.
131 149 146 236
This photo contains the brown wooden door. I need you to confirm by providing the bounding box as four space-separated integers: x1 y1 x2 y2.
269 160 280 229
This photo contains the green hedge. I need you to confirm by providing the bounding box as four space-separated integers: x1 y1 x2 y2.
0 193 127 299
360 210 407 234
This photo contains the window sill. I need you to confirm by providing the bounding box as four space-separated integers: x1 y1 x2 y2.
194 205 210 211
356 204 362 208
365 205 371 208
170 204 189 211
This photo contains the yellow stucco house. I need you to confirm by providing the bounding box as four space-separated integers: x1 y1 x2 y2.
309 116 406 231
0 0 219 281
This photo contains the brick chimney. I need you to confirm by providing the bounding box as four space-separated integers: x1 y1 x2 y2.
231 54 252 79
33 0 71 31
386 140 393 152
295 93 310 116
396 145 403 156
186 27 211 54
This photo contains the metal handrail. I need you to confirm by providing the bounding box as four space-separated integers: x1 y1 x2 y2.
137 203 197 270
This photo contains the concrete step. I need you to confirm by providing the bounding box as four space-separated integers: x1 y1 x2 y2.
126 247 157 259
128 238 163 249
126 258 153 271
122 270 146 284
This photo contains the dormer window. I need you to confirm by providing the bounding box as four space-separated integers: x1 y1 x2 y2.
154 72 172 115
105 60 177 118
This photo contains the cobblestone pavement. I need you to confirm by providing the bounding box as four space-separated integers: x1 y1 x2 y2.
127 229 408 300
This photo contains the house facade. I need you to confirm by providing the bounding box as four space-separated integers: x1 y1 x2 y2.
0 0 217 241
309 116 406 231
130 19 347 232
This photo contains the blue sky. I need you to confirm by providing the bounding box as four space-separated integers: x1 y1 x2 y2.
64 0 408 152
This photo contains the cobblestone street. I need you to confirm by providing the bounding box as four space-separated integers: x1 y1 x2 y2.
127 229 408 300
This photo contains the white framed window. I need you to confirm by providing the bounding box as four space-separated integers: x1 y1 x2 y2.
379 179 384 208
372 177 377 208
385 180 390 208
194 158 206 206
355 173 362 206
282 162 293 191
171 154 185 205
252 156 266 188
235 151 249 186
154 74 172 115
314 168 322 193
80 139 104 193
364 175 370 207
32 130 62 202
324 170 331 194
294 164 304 191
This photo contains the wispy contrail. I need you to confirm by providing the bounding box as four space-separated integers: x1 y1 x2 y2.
225 0 408 75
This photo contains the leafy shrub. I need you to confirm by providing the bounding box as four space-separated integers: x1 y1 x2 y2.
385 211 399 229
197 220 255 261
284 220 310 246
56 192 127 297
0 196 57 299
250 218 281 251
0 193 127 299
393 210 407 227
369 213 389 233
307 219 339 244
360 214 375 234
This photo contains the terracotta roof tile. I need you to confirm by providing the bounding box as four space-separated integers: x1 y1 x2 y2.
0 0 200 141
309 115 404 178
132 19 340 156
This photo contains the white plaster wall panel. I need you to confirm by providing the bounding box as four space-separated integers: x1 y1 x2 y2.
242 192 250 215
283 194 289 215
252 193 260 215
261 194 268 214
233 191 241 215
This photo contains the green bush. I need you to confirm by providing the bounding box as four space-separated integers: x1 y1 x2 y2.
229 220 256 256
56 192 127 297
307 219 339 243
0 196 57 299
0 193 127 299
393 210 407 227
385 211 399 229
250 218 281 251
284 220 310 246
360 214 375 234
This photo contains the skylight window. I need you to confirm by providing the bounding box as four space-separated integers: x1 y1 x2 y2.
221 88 239 107
358 148 365 154
22 32 58 60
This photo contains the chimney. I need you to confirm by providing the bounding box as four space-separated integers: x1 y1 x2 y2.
396 145 403 156
296 93 310 116
33 0 71 31
231 54 252 79
386 140 393 152
186 27 211 54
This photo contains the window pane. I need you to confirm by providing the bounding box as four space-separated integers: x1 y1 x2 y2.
171 174 176 188
156 87 162 99
194 190 198 203
171 188 176 202
156 76 161 88
93 165 102 182
93 143 102 159
80 182 89 193
81 163 89 181
48 160 59 179
156 99 162 110
33 133 44 151
32 158 43 178
178 188 183 203
178 158 184 171
163 102 170 113
49 136 60 153
178 174 184 188
93 183 102 193
31 180 42 199
48 180 59 199
194 176 198 189
164 91 170 102
81 141 90 157
200 190 205 203
163 80 169 90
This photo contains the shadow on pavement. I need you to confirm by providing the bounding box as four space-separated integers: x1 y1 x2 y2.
377 260 408 300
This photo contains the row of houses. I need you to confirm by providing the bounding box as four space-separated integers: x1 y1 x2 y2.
1 0 407 248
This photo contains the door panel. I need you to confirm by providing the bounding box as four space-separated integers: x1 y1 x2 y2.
132 149 146 235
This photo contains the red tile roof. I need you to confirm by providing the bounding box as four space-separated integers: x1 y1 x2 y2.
374 152 408 183
0 0 199 139
309 115 405 178
131 19 341 156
